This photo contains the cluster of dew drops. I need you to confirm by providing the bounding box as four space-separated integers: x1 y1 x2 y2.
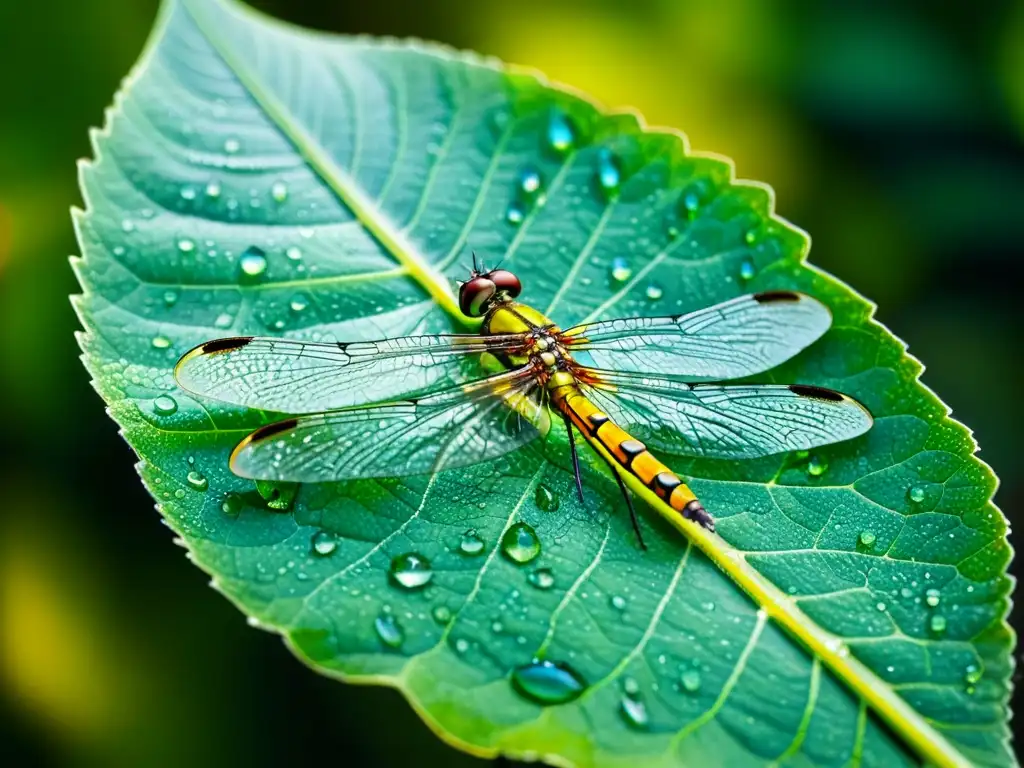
137 110 988 717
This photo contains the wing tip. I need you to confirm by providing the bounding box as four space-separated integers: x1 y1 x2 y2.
229 418 301 478
753 290 803 304
789 384 875 433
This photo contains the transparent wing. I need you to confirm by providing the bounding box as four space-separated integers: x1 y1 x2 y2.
230 367 550 482
175 333 529 413
582 368 872 459
562 291 832 380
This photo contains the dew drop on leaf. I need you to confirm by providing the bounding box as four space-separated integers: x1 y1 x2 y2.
255 480 297 510
271 181 288 203
224 137 241 154
221 493 244 518
501 522 541 564
180 186 197 201
908 484 926 503
511 660 586 705
459 529 485 556
680 669 702 693
528 567 555 590
645 283 663 301
930 615 947 634
177 238 196 253
389 552 433 590
611 595 627 611
546 110 575 155
289 294 309 312
239 246 268 279
595 148 621 197
744 226 759 245
432 605 452 625
151 335 171 350
374 613 404 648
153 395 178 415
506 202 525 225
807 455 828 477
534 484 560 512
609 256 632 283
619 692 649 729
186 470 208 492
163 290 179 306
519 167 542 197
204 181 221 199
925 588 941 607
965 664 983 685
739 259 756 281
858 530 877 548
311 531 337 556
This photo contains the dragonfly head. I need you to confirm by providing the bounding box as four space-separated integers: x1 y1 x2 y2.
459 266 522 317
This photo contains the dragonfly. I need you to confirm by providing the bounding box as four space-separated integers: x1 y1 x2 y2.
175 259 872 548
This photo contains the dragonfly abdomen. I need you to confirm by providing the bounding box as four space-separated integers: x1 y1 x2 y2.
553 385 715 531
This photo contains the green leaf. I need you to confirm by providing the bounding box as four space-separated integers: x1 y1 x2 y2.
72 0 1015 765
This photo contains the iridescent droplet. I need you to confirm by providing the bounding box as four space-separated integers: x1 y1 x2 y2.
547 110 576 155
534 484 560 512
645 283 663 301
595 148 621 196
511 660 587 705
153 395 178 415
501 522 541 564
374 613 404 648
311 530 337 556
506 203 525 225
459 530 485 556
965 664 982 685
925 588 941 607
271 182 288 203
908 484 926 504
620 693 649 729
151 335 171 350
739 259 756 281
528 567 555 590
389 552 433 590
205 181 222 199
807 456 828 477
239 246 268 279
519 167 543 197
186 470 208 492
610 256 632 283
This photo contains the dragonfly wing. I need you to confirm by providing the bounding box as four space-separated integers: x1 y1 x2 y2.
583 369 872 459
230 367 550 482
562 291 832 380
175 333 528 413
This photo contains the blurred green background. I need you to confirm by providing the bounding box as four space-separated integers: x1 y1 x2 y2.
2 0 1021 765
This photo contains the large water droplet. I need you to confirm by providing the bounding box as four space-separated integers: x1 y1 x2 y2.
221 492 244 517
547 110 576 155
528 567 555 590
595 148 621 196
645 283 663 301
506 202 525 226
925 588 941 607
163 290 179 307
286 246 303 261
534 484 560 512
151 335 171 350
186 470 208 492
739 259 756 281
240 246 268 279
459 530 485 556
180 186 197 201
502 522 541 564
619 692 649 729
255 480 297 511
858 530 877 548
271 182 288 203
519 167 543 197
611 595 627 611
374 613 404 648
289 294 309 312
177 238 196 254
311 530 337 556
908 484 926 504
965 664 982 685
807 455 828 477
929 614 947 634
389 552 433 590
609 256 632 283
153 395 178 415
511 660 586 705
205 181 222 199
680 669 702 693
432 605 452 624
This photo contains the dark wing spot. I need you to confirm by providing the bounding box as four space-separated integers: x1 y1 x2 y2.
789 384 845 402
201 336 253 355
249 418 300 443
753 290 801 303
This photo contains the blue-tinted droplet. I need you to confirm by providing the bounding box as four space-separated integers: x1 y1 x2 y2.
547 110 576 155
739 259 756 281
502 522 541 564
506 203 525 225
153 395 178 415
374 613 404 648
389 552 433 590
311 530 337 556
609 256 632 283
519 167 543 197
908 484 926 504
528 567 555 590
595 148 621 196
240 246 268 279
620 693 649 729
645 283 663 301
511 660 587 704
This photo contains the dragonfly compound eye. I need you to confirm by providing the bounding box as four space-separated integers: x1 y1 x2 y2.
487 269 522 298
459 276 497 317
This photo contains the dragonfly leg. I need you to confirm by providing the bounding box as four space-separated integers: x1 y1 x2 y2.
586 439 648 551
562 413 586 505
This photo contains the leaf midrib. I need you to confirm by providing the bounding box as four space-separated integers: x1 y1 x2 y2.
179 2 977 766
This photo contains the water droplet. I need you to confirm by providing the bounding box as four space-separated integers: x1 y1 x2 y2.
151 335 171 350
908 484 926 504
177 238 195 253
255 480 297 510
611 595 627 611
511 660 586 705
121 219 135 232
224 137 241 154
506 203 525 225
153 395 178 415
859 530 877 548
925 588 941 607
205 181 221 199
180 186 197 201
491 620 503 634
271 182 288 203
162 290 179 307
221 492 244 517
289 294 308 312
186 470 208 491
680 669 702 693
876 602 887 612
432 605 452 625
501 522 541 564
807 455 828 477
374 613 404 648
739 259 756 281
534 484 560 512
929 615 947 634
519 167 543 197
459 530 485 556
311 531 337 556
645 283 663 301
389 552 433 590
596 149 622 196
965 664 982 685
454 638 469 654
239 246 268 279
619 693 649 729
744 227 759 245
528 567 555 590
609 256 632 283
623 677 640 696
547 110 576 155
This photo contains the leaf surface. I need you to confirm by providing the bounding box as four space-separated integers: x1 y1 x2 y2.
73 0 1015 765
